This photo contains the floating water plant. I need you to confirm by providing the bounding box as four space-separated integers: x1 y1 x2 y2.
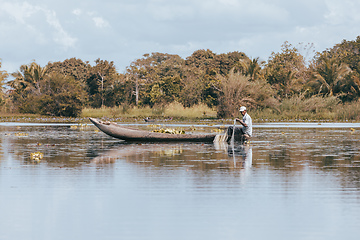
188 126 197 131
147 124 163 129
14 132 29 136
152 128 185 134
70 123 89 130
211 128 224 133
30 152 44 161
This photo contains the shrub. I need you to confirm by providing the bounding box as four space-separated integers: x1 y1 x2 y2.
38 74 87 117
216 70 279 118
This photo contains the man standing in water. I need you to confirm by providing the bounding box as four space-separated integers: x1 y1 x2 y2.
227 106 252 143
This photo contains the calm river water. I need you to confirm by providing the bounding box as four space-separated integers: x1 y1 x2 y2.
0 121 360 240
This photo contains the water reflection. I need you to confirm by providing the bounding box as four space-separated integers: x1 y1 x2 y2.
90 142 253 171
1 124 359 173
253 127 360 170
1 123 360 240
214 141 253 169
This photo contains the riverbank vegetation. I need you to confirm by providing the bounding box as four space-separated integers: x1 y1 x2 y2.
82 102 217 120
1 36 360 122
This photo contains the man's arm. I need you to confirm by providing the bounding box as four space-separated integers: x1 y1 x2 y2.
235 118 247 127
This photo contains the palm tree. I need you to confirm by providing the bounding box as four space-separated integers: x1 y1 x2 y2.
29 62 48 94
9 62 48 95
312 57 351 96
237 57 265 81
280 70 297 98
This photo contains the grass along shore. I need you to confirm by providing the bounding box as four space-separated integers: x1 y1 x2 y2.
82 99 360 122
1 100 360 123
81 102 217 120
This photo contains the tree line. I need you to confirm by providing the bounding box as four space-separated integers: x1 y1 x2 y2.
1 36 360 118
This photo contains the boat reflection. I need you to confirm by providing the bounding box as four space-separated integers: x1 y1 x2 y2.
91 142 253 171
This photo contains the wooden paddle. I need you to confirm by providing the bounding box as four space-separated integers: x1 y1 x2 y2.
230 119 236 145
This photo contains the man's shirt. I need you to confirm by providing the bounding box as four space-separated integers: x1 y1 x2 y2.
242 113 252 137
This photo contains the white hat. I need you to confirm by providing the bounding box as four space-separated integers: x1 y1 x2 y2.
239 106 246 112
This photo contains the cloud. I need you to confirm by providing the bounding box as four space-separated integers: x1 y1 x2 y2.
92 17 110 28
72 9 82 16
1 0 360 74
324 0 360 24
43 9 77 49
2 1 36 24
71 8 110 28
1 1 77 50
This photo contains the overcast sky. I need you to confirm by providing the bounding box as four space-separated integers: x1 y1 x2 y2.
1 0 359 73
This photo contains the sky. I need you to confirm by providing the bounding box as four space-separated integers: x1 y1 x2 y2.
1 0 360 74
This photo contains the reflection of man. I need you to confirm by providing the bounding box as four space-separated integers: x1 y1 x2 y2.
227 144 253 169
227 106 252 143
242 145 252 169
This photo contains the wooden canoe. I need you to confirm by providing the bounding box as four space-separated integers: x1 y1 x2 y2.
89 117 217 142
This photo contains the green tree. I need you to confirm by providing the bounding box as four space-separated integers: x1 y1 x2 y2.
87 58 118 108
315 36 360 101
0 60 8 108
127 56 152 106
37 73 87 117
236 57 265 81
47 58 91 84
213 51 247 75
127 53 184 107
110 73 133 107
185 49 216 70
143 53 184 106
310 54 351 96
8 62 86 117
183 50 248 107
8 62 48 113
185 49 219 107
178 69 204 107
265 42 308 99
339 73 360 102
10 62 47 96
